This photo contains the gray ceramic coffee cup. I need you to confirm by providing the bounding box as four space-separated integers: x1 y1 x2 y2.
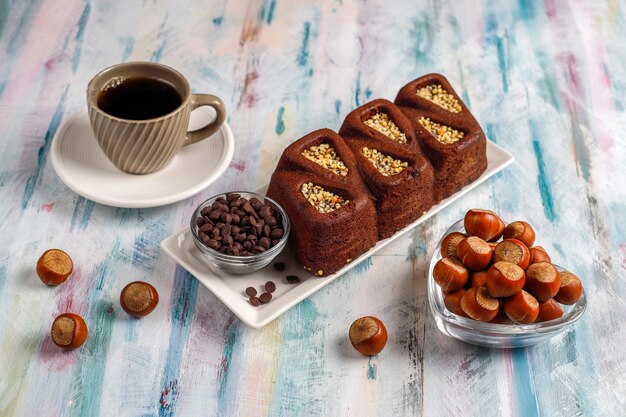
86 62 225 174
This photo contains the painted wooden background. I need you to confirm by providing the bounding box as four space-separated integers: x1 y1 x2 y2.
0 0 625 416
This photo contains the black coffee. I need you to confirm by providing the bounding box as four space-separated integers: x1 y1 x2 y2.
97 77 182 120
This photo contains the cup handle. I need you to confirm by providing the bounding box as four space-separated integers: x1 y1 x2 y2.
185 94 226 146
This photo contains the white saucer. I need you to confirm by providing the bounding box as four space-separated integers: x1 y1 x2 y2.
50 108 235 208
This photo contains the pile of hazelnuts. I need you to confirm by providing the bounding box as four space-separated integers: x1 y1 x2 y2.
37 249 159 350
433 209 584 324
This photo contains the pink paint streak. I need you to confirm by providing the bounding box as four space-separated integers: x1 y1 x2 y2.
240 71 259 108
231 160 246 172
41 203 54 212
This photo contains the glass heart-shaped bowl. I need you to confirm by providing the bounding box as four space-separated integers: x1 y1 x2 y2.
428 219 587 348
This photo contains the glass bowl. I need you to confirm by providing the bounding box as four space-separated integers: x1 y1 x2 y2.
428 219 586 348
190 191 291 274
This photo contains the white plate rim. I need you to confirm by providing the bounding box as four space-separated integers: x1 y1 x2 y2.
50 110 235 208
161 140 515 328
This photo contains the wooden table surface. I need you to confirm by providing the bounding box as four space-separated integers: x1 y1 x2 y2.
1 1 625 416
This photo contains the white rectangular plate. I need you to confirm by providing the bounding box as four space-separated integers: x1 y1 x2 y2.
161 141 514 328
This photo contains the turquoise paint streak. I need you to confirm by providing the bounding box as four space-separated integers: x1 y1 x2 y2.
275 106 285 135
70 196 95 231
158 266 199 417
530 121 556 222
67 240 120 417
353 257 373 275
22 86 68 209
72 3 91 71
0 265 6 295
268 298 321 416
266 0 276 24
216 319 240 416
511 349 540 417
121 36 135 61
0 0 9 39
334 99 341 117
484 14 509 92
212 16 223 25
297 22 311 66
366 358 377 380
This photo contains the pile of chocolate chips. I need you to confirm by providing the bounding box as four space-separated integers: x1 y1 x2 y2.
247 281 276 305
196 193 285 256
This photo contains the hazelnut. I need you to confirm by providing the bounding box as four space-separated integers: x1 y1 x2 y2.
51 313 88 349
440 232 467 259
456 236 492 271
486 261 526 297
525 262 561 302
349 316 388 356
554 271 583 305
460 287 500 322
37 249 73 286
433 258 469 292
504 290 539 324
470 270 488 288
537 299 564 322
463 209 505 242
120 281 159 317
528 246 551 265
503 221 535 248
443 289 468 317
493 239 530 270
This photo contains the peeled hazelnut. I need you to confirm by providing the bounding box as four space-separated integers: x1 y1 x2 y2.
470 271 488 288
120 281 159 317
460 287 500 322
525 262 561 302
493 239 530 270
433 258 469 292
554 271 583 305
456 236 492 271
529 246 551 265
440 232 467 259
486 261 526 297
504 290 539 323
51 313 88 349
349 316 388 356
37 249 73 286
463 209 505 242
537 299 564 322
443 289 468 317
503 221 535 248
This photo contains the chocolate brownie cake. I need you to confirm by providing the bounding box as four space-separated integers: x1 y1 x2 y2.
394 74 487 202
338 99 435 239
266 129 378 277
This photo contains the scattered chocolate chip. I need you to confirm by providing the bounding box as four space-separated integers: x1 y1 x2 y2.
273 262 286 271
265 281 276 293
259 292 272 304
245 287 257 297
286 275 300 284
249 296 261 306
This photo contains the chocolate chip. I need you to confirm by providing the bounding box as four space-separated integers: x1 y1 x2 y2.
264 216 277 227
226 192 241 201
201 206 211 216
249 296 261 306
265 281 276 293
259 205 272 218
270 228 284 239
271 239 280 246
221 225 232 236
197 217 206 227
259 237 270 250
263 224 271 237
223 235 234 246
245 287 258 298
286 275 300 284
209 210 221 221
253 246 266 253
259 292 272 304
199 223 212 233
220 212 232 224
243 202 254 213
273 262 285 271
234 233 246 242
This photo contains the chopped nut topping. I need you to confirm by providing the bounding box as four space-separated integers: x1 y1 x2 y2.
302 143 348 176
418 117 464 144
364 112 407 144
362 147 408 176
416 84 462 113
301 182 349 213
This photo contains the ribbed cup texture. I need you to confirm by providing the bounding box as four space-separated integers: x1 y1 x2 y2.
88 105 190 174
